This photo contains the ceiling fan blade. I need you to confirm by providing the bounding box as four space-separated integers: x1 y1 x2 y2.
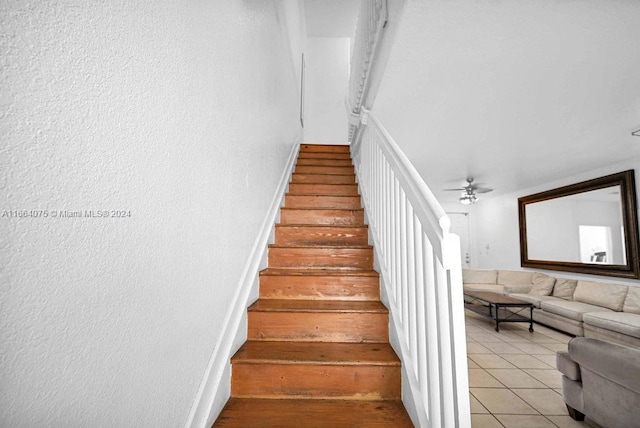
474 187 493 194
443 187 466 191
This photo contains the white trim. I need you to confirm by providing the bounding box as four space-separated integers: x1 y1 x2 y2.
184 143 300 428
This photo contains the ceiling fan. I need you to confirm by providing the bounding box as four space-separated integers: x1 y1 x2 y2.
444 177 493 205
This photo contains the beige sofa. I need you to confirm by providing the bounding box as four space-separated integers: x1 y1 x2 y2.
463 268 640 348
557 337 640 427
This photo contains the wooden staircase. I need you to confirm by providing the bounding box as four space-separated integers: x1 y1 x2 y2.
214 144 413 427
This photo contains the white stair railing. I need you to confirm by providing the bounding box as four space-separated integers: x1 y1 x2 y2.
347 0 388 142
351 111 470 427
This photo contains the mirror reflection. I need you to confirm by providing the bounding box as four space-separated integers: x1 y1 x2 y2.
525 186 626 265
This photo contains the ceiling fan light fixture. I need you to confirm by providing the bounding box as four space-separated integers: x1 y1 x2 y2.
459 193 477 205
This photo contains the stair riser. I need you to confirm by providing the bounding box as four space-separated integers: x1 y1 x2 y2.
231 364 400 400
260 275 380 300
295 165 355 175
280 209 364 225
248 312 388 343
297 152 352 160
284 195 362 209
288 183 359 196
290 173 356 185
269 247 373 270
296 158 353 167
275 226 368 246
300 144 350 153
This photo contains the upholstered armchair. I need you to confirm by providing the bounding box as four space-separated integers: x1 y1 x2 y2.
556 337 640 428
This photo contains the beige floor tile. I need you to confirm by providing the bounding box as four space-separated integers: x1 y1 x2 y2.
524 369 563 389
467 342 493 354
470 393 490 414
468 357 480 368
545 415 595 427
511 342 556 355
531 354 558 367
495 414 556 428
486 369 548 388
496 332 535 343
467 325 493 333
471 414 504 428
468 368 505 388
470 388 538 414
540 342 568 352
521 333 562 344
482 341 526 354
511 388 568 415
471 333 507 344
501 354 553 369
469 353 516 369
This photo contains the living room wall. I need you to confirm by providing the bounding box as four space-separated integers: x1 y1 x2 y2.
471 157 640 287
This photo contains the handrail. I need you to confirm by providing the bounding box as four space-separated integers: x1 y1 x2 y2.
347 0 388 142
351 111 470 427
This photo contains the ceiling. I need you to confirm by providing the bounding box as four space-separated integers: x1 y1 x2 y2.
303 1 640 205
304 0 360 38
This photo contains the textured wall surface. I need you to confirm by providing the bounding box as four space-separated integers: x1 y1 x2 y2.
304 37 350 145
0 1 302 426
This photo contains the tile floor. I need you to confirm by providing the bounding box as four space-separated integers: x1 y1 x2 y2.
465 310 602 428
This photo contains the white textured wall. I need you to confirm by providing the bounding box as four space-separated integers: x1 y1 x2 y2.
303 37 350 144
0 1 303 426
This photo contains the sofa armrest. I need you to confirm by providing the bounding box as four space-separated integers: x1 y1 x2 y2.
569 337 640 393
556 351 581 381
503 284 532 294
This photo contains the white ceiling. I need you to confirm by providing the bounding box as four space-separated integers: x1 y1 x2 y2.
304 0 360 38
368 0 640 204
303 1 640 205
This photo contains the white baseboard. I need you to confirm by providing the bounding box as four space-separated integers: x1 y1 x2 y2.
184 143 300 428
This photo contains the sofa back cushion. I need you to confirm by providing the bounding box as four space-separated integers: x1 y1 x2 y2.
552 278 578 300
462 269 497 284
529 273 556 296
623 287 640 314
573 280 628 311
497 270 535 286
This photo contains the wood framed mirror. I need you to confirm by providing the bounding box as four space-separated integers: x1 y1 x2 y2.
518 170 640 279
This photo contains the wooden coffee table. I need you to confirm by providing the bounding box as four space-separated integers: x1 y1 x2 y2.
464 291 534 333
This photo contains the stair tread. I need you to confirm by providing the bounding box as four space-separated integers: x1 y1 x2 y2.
260 268 378 277
214 398 413 427
232 341 400 365
269 244 372 249
275 224 367 228
248 299 387 313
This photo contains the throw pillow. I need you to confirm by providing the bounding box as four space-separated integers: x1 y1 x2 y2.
462 269 497 284
529 273 556 296
552 278 578 300
623 287 640 314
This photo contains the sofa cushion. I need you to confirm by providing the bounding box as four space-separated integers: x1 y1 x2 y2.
573 280 628 312
463 269 497 284
497 270 535 286
553 278 578 300
530 273 556 296
623 287 640 315
464 283 504 294
508 293 559 308
540 300 612 321
583 312 640 340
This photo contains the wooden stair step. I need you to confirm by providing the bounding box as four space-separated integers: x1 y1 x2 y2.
296 158 353 167
248 299 388 343
232 341 399 365
297 151 352 160
284 195 361 209
300 144 350 153
268 245 373 270
259 268 380 301
230 342 401 400
288 183 359 196
275 225 368 246
295 165 355 175
214 398 413 427
280 208 364 225
290 173 356 185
